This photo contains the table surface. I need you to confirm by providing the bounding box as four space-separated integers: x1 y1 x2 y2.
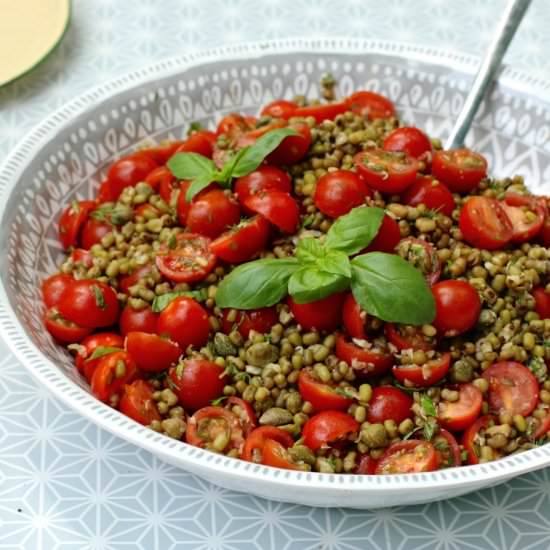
2 1 550 549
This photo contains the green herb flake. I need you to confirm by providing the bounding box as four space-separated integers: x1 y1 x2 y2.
151 289 207 313
210 396 229 406
188 121 203 134
421 395 437 417
87 346 123 361
92 285 106 310
423 421 436 441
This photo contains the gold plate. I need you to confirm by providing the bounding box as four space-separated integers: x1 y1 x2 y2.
0 0 71 87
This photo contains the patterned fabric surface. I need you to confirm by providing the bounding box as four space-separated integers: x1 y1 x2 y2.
2 1 550 548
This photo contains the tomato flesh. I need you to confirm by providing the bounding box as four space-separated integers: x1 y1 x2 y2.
391 353 451 388
221 307 278 338
260 99 298 120
186 407 245 453
44 308 92 343
120 380 161 425
395 237 441 286
298 369 353 412
462 415 494 465
335 333 393 377
241 426 294 462
376 440 438 474
431 429 462 468
91 351 138 403
345 91 395 120
438 383 482 432
383 127 432 163
243 190 299 234
432 149 487 193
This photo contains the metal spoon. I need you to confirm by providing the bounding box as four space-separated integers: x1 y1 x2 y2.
445 0 531 149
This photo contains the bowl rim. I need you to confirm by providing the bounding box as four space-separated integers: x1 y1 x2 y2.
1 37 550 495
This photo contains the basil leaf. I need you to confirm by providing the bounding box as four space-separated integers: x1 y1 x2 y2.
88 346 123 361
167 152 217 181
288 266 349 304
152 289 208 313
296 238 350 277
215 258 298 309
216 147 251 183
322 249 351 278
184 172 216 202
325 206 385 255
421 395 437 417
350 252 436 325
228 128 297 178
296 237 324 264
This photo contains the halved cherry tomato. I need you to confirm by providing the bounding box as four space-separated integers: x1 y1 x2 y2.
241 426 294 462
363 214 401 254
366 386 413 424
224 396 257 436
58 280 119 329
500 200 545 243
438 383 483 432
42 273 74 308
462 415 495 465
175 130 216 158
288 293 345 332
186 407 245 453
335 333 393 377
385 323 436 352
80 217 113 250
298 369 353 412
342 293 367 339
432 149 487 193
168 359 226 411
155 232 216 283
354 454 378 475
395 237 441 286
145 166 174 194
243 191 299 234
431 429 462 468
119 305 158 336
345 91 395 120
267 122 312 165
210 216 270 264
402 176 455 217
118 264 153 294
482 361 539 417
216 113 256 139
120 380 161 425
126 332 181 373
91 351 138 403
533 413 550 440
44 308 92 343
302 411 359 451
294 102 347 123
354 149 419 194
391 352 451 387
234 166 291 202
146 141 185 165
375 440 438 474
157 297 210 350
70 248 93 269
97 180 115 203
383 127 432 163
107 152 158 199
74 331 124 378
532 286 550 319
221 307 278 338
313 170 370 218
260 99 298 120
58 200 95 249
432 280 481 337
261 438 299 470
459 196 514 250
186 189 241 239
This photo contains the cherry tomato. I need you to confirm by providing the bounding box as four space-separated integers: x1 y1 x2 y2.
345 91 395 120
432 149 487 193
391 352 451 387
438 383 483 432
145 166 174 194
186 189 241 239
126 332 181 373
44 308 92 343
342 293 367 339
42 273 74 308
157 297 210 350
241 426 294 462
74 331 124 379
459 196 514 250
366 386 413 424
175 130 216 158
146 141 185 165
354 454 378 475
298 369 353 412
118 264 153 294
80 218 113 250
384 323 436 352
532 286 550 319
335 333 394 377
500 200 546 243
234 166 291 202
91 351 138 403
260 439 300 470
216 113 256 139
383 127 432 163
97 180 115 203
120 380 161 425
168 359 227 411
175 180 195 225
363 214 401 254
302 411 359 451
186 407 245 453
431 429 462 468
462 415 495 465
395 237 441 286
402 176 455 217
243 191 299 234
313 170 370 218
482 361 539 417
107 152 158 199
432 280 481 337
288 293 345 332
375 440 438 474
221 307 278 338
294 102 348 123
224 396 257 436
210 216 270 264
260 99 298 119
354 149 419 194
58 280 119 329
119 305 158 336
533 413 550 440
267 122 312 165
58 200 95 249
155 232 216 283
70 248 93 269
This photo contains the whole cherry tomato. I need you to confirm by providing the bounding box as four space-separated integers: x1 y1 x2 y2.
363 214 401 254
79 218 113 250
432 149 487 193
288 293 345 332
234 166 291 202
500 198 546 243
58 200 95 249
302 411 359 451
335 333 393 377
107 152 158 199
402 176 455 217
243 191 299 234
366 386 413 424
120 380 161 425
126 331 182 373
383 127 432 163
42 273 74 308
267 122 312 165
298 369 353 412
221 307 278 338
438 383 482 432
186 189 241 239
313 170 370 218
375 440 438 474
342 293 367 339
345 91 395 120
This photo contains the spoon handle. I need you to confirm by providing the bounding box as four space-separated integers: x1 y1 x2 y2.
445 0 531 150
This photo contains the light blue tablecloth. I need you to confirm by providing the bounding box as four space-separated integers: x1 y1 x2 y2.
2 1 550 548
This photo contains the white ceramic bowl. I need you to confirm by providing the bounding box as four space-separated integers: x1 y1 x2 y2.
1 39 550 509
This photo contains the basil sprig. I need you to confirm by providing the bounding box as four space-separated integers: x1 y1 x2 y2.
167 127 297 202
215 206 436 325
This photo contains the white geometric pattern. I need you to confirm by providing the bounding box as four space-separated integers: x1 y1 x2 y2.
2 1 550 548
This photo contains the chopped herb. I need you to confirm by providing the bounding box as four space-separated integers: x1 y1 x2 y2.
335 387 355 399
461 450 469 461
535 439 547 446
423 421 436 441
211 396 229 406
167 234 178 249
301 214 315 228
421 395 437 417
92 285 106 309
151 289 207 312
188 121 203 134
87 346 122 361
403 427 421 440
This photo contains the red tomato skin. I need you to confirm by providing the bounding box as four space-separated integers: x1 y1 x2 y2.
532 286 550 319
345 91 395 120
354 454 378 475
383 127 433 161
241 426 294 462
261 439 299 470
58 200 95 249
118 264 153 295
260 99 298 119
402 176 455 217
97 180 115 203
176 180 193 225
234 166 291 202
75 332 124 376
438 383 483 432
335 334 393 377
432 280 481 337
267 122 311 165
44 309 92 344
225 396 257 436
342 293 367 339
288 293 345 332
145 166 174 193
533 413 550 440
366 386 413 424
364 215 401 254
58 280 120 329
186 189 241 239
80 218 113 250
314 170 369 218
126 332 182 373
221 307 278 338
432 149 487 193
157 297 210 350
91 351 138 403
42 274 74 308
391 353 451 387
297 369 353 412
462 415 494 465
384 323 436 352
168 359 227 411
294 102 348 123
375 440 438 474
120 380 161 425
431 429 462 468
500 201 545 243
107 152 158 199
119 305 158 336
176 130 216 158
146 141 185 165
243 191 300 234
302 411 359 451
70 248 94 269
